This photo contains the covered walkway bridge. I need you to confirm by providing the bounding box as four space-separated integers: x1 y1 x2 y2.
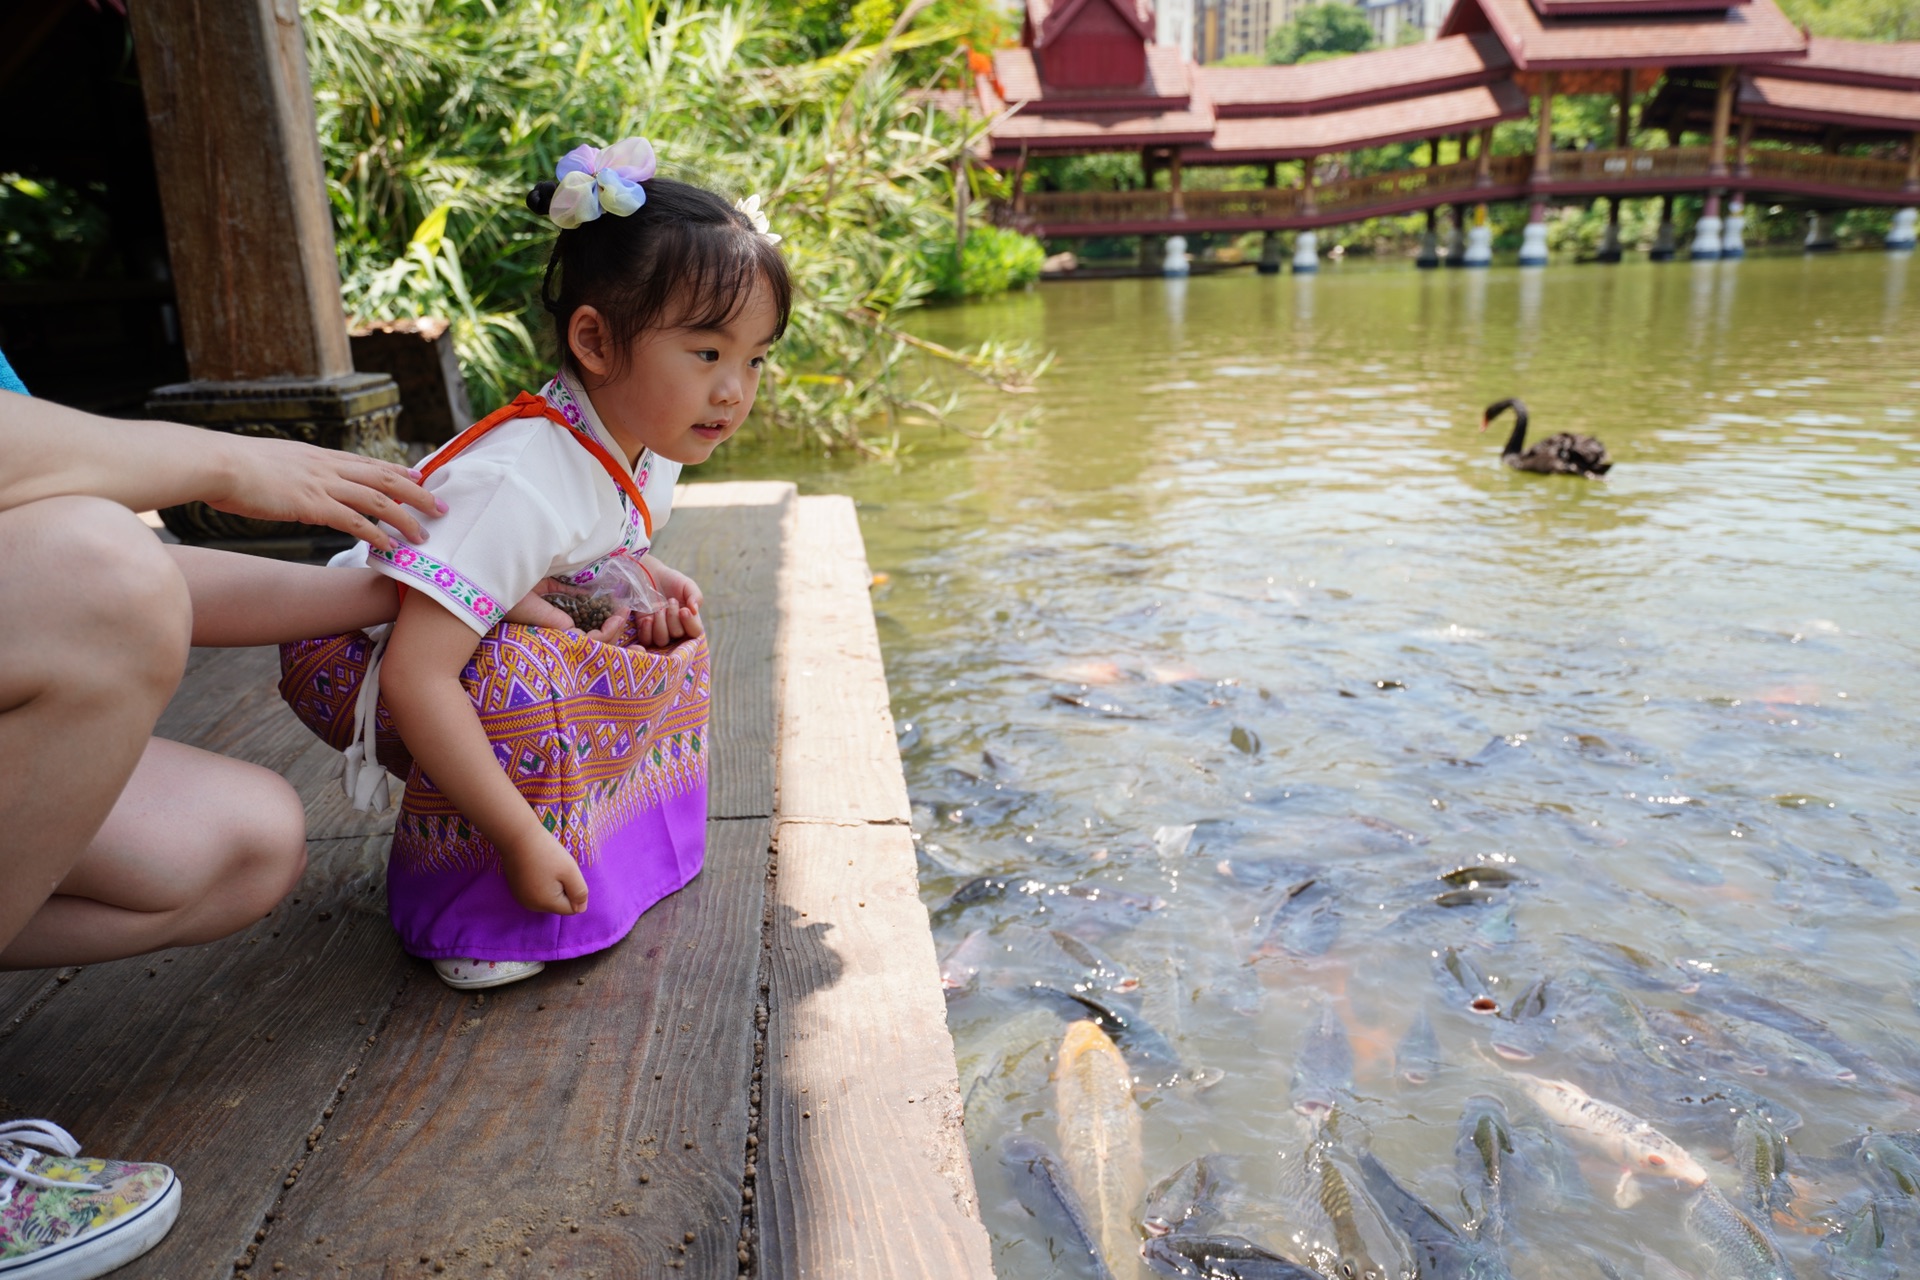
975 0 1920 269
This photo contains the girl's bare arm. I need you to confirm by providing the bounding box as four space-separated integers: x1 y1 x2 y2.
380 591 588 916
167 546 403 647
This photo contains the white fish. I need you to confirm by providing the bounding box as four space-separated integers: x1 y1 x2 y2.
1056 1020 1145 1278
1509 1072 1709 1192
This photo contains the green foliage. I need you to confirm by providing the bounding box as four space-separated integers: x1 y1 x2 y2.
1775 0 1919 40
0 175 114 280
307 0 1037 450
1265 3 1375 64
762 0 1009 78
923 223 1045 299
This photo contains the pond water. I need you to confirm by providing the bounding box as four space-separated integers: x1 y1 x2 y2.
725 252 1920 1279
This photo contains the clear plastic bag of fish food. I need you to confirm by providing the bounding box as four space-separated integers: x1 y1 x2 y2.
540 555 667 637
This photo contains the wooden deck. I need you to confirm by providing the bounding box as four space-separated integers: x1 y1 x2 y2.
0 482 992 1280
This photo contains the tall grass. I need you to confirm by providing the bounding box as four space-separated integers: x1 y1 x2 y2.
309 0 1035 451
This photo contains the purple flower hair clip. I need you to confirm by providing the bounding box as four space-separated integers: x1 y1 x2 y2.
548 138 658 229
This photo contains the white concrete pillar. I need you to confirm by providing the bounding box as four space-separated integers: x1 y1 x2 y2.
1163 233 1191 276
1690 192 1723 260
1463 206 1492 267
1722 194 1747 258
1293 230 1319 273
1888 207 1917 251
1518 201 1549 266
1805 211 1837 252
1258 230 1284 274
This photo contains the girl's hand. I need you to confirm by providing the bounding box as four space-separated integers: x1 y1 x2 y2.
634 596 704 648
501 830 590 915
203 435 445 552
504 580 581 631
646 560 705 617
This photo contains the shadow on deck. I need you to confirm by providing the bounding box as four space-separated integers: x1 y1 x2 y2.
0 483 990 1279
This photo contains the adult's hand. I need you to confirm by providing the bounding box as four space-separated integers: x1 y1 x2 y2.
202 436 445 551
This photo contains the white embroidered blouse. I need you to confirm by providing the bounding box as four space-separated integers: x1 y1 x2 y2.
332 371 681 634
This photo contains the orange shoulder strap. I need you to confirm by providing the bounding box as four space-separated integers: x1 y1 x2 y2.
421 390 653 540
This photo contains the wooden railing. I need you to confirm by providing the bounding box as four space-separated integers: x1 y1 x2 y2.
1002 147 1915 233
1745 149 1913 193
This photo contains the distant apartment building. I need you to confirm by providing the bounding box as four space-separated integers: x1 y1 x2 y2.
1191 0 1438 62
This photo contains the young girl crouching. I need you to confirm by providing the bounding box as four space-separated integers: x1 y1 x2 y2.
280 140 788 989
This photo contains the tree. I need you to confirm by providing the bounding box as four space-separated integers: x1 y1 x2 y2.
1266 3 1376 64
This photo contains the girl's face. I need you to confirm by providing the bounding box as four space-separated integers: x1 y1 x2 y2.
569 273 780 467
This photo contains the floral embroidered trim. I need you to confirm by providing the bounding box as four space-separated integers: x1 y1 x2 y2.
372 543 504 628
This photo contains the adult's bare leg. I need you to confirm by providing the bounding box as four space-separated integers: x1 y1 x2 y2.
0 497 190 955
0 738 307 968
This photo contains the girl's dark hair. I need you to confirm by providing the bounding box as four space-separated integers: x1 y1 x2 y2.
527 175 792 377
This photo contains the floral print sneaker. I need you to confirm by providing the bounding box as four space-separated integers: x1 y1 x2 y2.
0 1120 179 1279
431 957 545 990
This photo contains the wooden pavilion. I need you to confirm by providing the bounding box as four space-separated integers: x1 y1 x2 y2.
975 0 1920 268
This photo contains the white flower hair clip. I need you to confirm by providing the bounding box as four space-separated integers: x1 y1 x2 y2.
735 194 782 245
547 138 657 229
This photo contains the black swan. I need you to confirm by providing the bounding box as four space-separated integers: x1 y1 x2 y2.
1480 398 1611 476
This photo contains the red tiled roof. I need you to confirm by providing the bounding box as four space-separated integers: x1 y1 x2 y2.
1443 0 1807 70
1769 37 1920 91
1188 81 1529 160
993 45 1192 110
987 78 1218 153
1196 33 1513 116
1027 0 1155 48
1741 74 1920 132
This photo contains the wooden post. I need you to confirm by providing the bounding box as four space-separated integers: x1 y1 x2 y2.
1908 131 1920 193
1617 69 1633 149
1533 73 1556 181
1012 146 1028 215
1707 66 1735 178
1475 126 1494 187
129 0 402 546
1168 150 1185 218
1736 115 1755 179
1302 154 1319 216
131 0 352 383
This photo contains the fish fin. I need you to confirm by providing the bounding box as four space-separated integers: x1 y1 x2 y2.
1614 1169 1643 1209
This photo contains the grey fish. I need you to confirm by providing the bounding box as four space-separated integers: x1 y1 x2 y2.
1141 1155 1244 1239
1488 976 1551 1062
1292 1135 1417 1280
1395 1010 1441 1085
1052 930 1143 996
1818 1198 1898 1280
1358 1151 1515 1280
1681 969 1886 1086
1853 1132 1920 1198
1439 865 1525 889
1141 1234 1319 1279
1433 887 1506 908
1289 1000 1355 1117
1683 1183 1791 1280
1254 879 1341 958
1001 1134 1117 1280
1435 946 1502 1015
1550 969 1678 1070
938 927 996 992
1733 1110 1792 1219
1455 1095 1515 1241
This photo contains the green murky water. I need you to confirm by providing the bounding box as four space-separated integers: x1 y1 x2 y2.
723 252 1920 1279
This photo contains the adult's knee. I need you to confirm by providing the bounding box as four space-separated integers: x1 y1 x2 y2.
22 497 189 699
225 778 309 919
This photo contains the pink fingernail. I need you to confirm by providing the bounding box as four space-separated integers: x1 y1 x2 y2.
416 529 430 542
435 498 449 514
408 469 425 481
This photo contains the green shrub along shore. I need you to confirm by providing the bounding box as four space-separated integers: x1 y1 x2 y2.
309 0 1043 451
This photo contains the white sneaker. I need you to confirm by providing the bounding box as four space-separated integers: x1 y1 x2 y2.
0 1120 180 1278
431 957 545 990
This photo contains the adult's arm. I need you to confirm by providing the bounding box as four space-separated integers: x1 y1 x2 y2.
0 390 439 549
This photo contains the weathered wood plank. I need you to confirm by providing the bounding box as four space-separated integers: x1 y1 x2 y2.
655 483 794 822
0 841 410 1279
259 817 774 1280
773 496 912 827
758 823 990 1279
756 494 990 1278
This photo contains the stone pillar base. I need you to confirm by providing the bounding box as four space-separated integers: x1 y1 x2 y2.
1596 221 1622 263
1805 212 1837 252
1293 230 1320 274
1650 218 1677 262
1518 217 1549 267
1257 231 1284 274
1722 200 1747 259
1690 215 1724 260
1463 223 1493 268
1444 222 1467 268
149 372 403 546
1888 207 1917 251
1139 235 1165 272
1415 230 1440 269
1163 234 1191 277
